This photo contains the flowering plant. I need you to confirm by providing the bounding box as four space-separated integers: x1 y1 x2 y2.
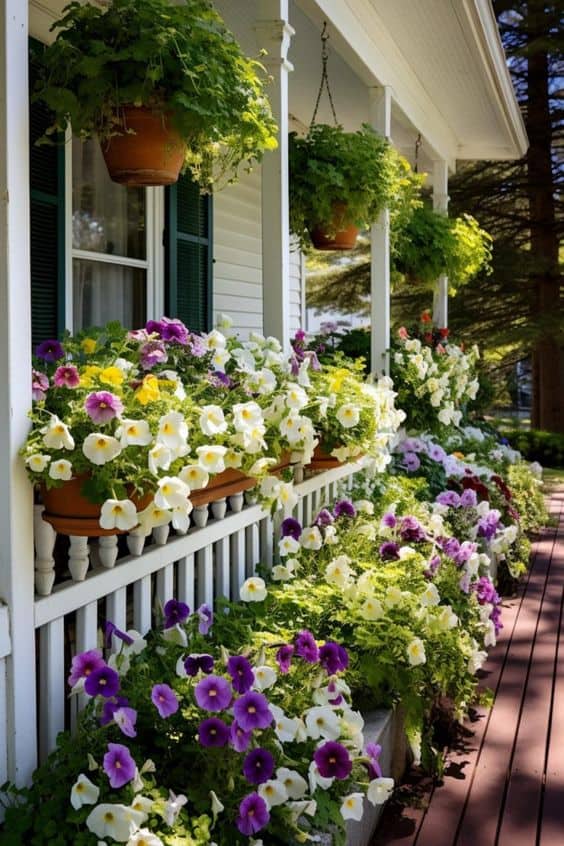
390 329 480 434
2 602 393 845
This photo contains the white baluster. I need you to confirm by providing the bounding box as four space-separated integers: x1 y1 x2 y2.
245 490 258 506
211 498 227 521
127 529 146 556
34 505 56 596
229 492 244 513
293 462 304 484
98 535 119 569
152 525 170 546
68 536 90 582
193 505 209 528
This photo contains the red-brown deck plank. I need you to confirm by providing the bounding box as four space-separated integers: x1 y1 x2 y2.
370 485 564 846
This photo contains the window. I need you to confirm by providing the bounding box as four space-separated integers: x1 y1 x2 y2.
71 139 149 330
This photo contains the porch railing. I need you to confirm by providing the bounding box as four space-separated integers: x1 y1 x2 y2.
32 462 361 761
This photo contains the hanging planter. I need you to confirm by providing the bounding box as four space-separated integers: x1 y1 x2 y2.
309 202 360 251
41 477 152 537
32 0 277 188
306 443 345 471
101 106 186 186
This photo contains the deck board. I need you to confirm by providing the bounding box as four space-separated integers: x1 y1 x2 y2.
370 484 564 846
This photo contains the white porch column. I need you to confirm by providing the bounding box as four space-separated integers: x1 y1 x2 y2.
432 159 449 327
0 0 37 782
369 85 392 375
255 0 294 349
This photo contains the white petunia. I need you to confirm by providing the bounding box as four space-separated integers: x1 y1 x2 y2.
240 577 267 602
407 637 426 666
216 313 233 330
286 385 309 410
325 555 353 588
308 761 334 792
279 412 307 444
100 498 139 531
210 789 224 823
117 419 152 447
157 412 188 450
279 536 300 557
300 526 323 551
211 349 231 371
360 596 384 621
199 405 228 436
340 792 364 821
270 704 299 743
86 803 145 842
367 777 394 805
70 774 100 810
42 416 75 450
129 795 153 820
276 768 308 800
202 328 227 351
420 583 441 607
271 564 295 582
305 706 341 740
196 445 227 475
436 606 459 631
253 665 277 691
258 779 288 808
384 586 404 608
136 502 172 532
48 459 73 481
154 476 190 510
82 433 121 466
336 404 360 429
126 829 164 846
26 453 50 472
148 443 172 476
161 789 188 827
468 648 488 675
233 402 263 432
179 465 209 490
171 502 193 534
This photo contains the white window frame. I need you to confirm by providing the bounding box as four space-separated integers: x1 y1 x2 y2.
63 132 165 331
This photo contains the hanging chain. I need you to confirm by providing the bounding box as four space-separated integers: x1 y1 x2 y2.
414 133 422 173
310 22 339 130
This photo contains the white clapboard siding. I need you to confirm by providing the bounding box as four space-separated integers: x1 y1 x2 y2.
289 243 304 336
213 168 264 339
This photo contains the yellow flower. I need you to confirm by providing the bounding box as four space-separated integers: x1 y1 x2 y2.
81 338 97 354
99 366 124 387
135 375 160 406
452 451 465 460
328 368 350 392
80 365 102 387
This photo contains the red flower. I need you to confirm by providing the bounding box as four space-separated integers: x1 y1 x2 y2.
398 326 409 340
439 327 449 338
424 333 433 344
420 310 432 324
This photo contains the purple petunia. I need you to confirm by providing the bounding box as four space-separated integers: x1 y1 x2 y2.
314 508 335 528
198 717 230 747
276 644 294 674
103 742 136 789
333 499 356 519
441 537 461 559
473 576 500 606
197 603 214 635
453 541 477 567
139 340 168 370
36 339 64 363
294 630 319 664
194 675 232 712
381 512 397 529
84 391 123 424
67 649 106 688
242 748 275 785
146 317 189 345
319 642 349 675
184 654 215 677
99 696 129 727
209 370 232 389
233 691 273 732
436 490 461 508
460 488 478 508
151 683 179 718
399 516 426 542
280 517 302 541
84 665 120 698
365 742 383 779
53 364 80 389
428 444 447 463
236 793 270 836
314 741 353 780
103 621 134 649
32 369 50 401
477 510 501 541
228 656 255 694
230 721 253 753
379 541 400 562
113 706 137 738
402 452 421 472
163 598 190 629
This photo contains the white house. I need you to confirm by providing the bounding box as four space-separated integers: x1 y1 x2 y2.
0 0 525 807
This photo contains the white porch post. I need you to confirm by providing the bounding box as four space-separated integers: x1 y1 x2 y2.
432 159 449 327
255 0 294 349
369 85 392 375
0 0 37 782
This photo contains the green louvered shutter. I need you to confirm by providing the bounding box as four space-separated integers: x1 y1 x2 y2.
166 175 213 332
29 41 65 348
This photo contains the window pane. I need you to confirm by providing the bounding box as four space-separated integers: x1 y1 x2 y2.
73 259 146 330
72 139 146 259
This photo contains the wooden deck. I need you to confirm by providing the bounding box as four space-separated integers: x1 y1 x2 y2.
372 483 564 846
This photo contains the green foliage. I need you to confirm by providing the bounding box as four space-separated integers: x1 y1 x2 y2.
289 124 414 249
33 0 278 188
393 205 493 290
506 463 548 533
502 429 564 468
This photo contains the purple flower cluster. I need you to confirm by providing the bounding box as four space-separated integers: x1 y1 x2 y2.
146 317 189 345
85 390 123 423
140 339 168 370
379 541 400 561
402 452 421 472
32 369 50 401
477 510 501 541
399 516 426 542
333 499 357 519
314 741 352 779
472 577 503 635
36 339 64 363
436 489 478 509
280 517 302 540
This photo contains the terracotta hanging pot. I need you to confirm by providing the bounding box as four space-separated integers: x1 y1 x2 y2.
41 476 152 537
306 443 345 471
101 105 187 186
189 469 257 508
309 202 359 251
